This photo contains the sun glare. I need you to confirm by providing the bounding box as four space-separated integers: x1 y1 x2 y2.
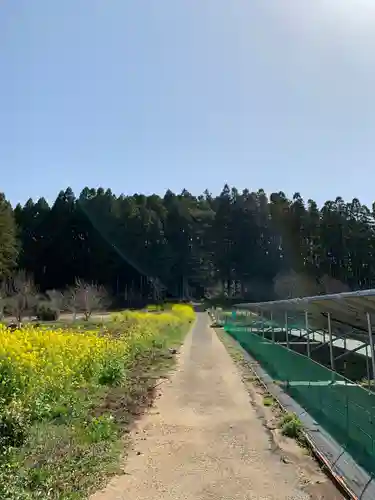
270 0 375 33
322 0 375 28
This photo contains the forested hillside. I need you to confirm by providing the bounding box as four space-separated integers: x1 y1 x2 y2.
1 184 374 304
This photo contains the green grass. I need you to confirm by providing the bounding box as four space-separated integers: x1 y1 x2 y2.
263 395 275 407
278 412 307 446
0 320 190 500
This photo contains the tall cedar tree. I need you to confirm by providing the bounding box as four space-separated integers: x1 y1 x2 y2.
6 185 375 302
0 193 18 278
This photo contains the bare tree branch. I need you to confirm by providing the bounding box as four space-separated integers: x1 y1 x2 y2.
46 289 64 311
62 286 79 321
3 270 38 323
63 279 109 321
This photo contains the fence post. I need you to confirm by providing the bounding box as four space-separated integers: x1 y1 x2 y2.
285 311 289 349
367 312 375 385
261 310 265 338
305 311 311 358
327 312 334 372
366 345 371 391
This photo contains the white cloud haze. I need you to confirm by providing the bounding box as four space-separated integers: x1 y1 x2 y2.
267 1 375 62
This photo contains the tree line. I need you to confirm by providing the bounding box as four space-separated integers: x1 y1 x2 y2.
0 184 374 306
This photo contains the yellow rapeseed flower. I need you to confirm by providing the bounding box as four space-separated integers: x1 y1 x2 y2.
0 304 194 419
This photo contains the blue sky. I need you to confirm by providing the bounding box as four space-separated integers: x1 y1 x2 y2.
1 0 375 207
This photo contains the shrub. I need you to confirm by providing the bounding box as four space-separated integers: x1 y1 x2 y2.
36 302 60 321
279 412 303 439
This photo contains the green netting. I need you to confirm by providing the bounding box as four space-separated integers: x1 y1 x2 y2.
225 324 375 477
216 311 302 332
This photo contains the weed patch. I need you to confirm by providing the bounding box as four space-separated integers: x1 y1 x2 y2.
263 395 275 407
278 412 307 446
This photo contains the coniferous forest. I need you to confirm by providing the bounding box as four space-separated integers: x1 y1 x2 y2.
1 184 374 306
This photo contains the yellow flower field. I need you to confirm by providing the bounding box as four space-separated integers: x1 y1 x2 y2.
0 303 194 499
0 303 194 435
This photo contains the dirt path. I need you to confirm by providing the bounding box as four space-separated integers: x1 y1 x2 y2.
91 314 340 500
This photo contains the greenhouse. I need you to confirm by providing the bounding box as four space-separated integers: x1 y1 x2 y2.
214 290 375 497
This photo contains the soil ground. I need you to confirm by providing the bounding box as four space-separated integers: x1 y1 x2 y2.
91 313 345 500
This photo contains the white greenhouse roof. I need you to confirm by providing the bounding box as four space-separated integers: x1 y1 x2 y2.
236 289 375 343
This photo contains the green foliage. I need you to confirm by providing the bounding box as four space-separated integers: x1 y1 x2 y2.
98 358 125 386
0 400 29 449
0 193 18 279
279 412 303 439
86 414 116 443
8 185 375 301
262 395 275 407
36 302 60 321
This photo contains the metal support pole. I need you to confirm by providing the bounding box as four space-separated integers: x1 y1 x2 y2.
285 311 289 349
366 344 371 391
305 311 311 357
261 310 264 338
327 312 334 372
334 341 366 362
367 312 375 386
271 311 275 342
310 341 330 355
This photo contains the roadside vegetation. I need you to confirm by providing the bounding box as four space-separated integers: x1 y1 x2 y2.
262 395 275 407
0 303 194 499
278 412 305 442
